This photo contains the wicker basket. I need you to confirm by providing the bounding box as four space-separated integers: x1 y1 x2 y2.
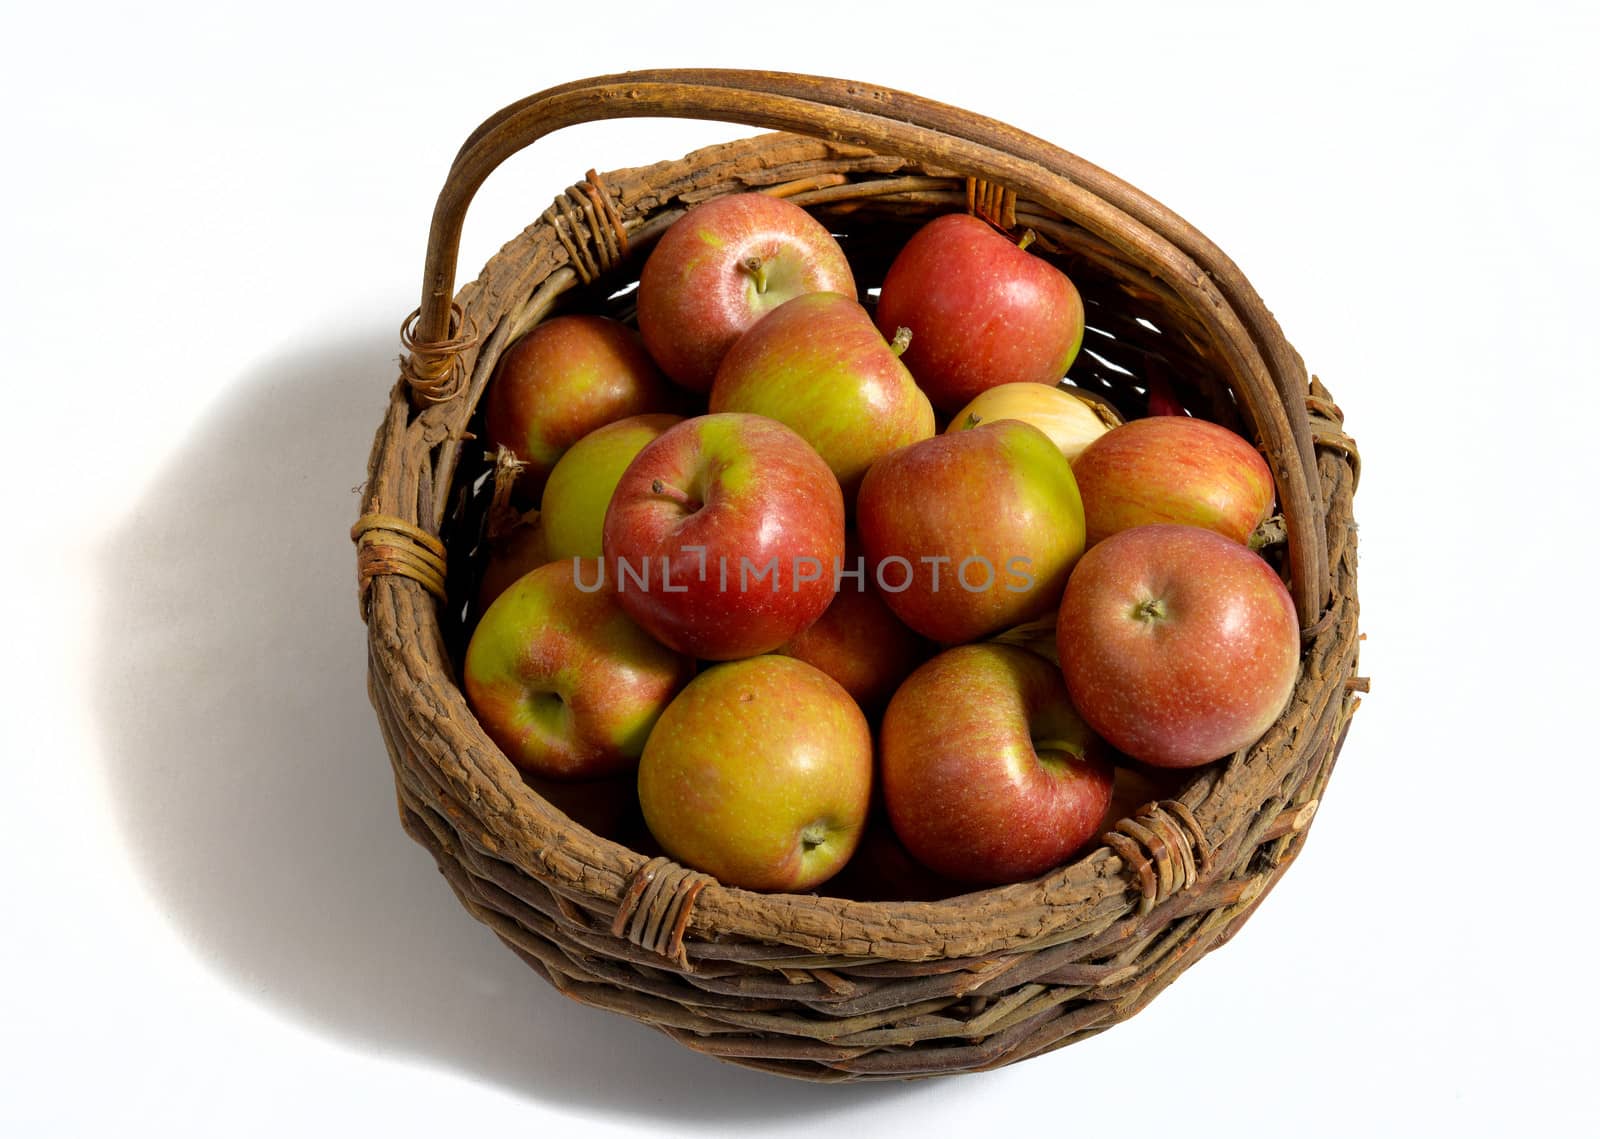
353 70 1363 1082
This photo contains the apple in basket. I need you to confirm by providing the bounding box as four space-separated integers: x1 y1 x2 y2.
1057 524 1300 768
874 213 1085 413
540 413 683 561
637 655 873 893
483 314 675 494
1070 415 1275 547
463 561 695 780
601 412 845 660
709 291 935 499
946 381 1116 464
880 643 1114 886
636 192 856 391
855 419 1085 645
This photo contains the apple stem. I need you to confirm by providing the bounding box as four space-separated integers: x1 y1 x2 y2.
964 412 983 429
1132 598 1167 623
1249 515 1288 551
741 255 769 295
889 326 913 356
650 478 701 510
1016 228 1038 252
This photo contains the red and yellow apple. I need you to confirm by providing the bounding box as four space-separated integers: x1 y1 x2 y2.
1056 523 1300 767
636 193 856 391
463 561 695 779
874 213 1084 413
601 413 844 660
880 643 1114 886
1070 416 1275 546
636 655 872 892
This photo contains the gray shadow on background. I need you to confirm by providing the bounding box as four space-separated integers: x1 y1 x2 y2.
91 326 923 1119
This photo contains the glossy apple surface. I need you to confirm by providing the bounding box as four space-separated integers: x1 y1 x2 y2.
637 655 872 892
541 413 682 561
874 213 1084 413
881 644 1114 886
463 562 695 779
601 413 844 660
855 419 1085 644
1071 416 1275 546
483 314 673 492
948 381 1114 463
636 193 856 391
710 292 934 498
1057 523 1300 767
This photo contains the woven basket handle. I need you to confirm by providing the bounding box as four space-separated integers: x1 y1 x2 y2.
412 70 1331 628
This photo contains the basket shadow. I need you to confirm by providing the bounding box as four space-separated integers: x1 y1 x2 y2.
91 326 920 1117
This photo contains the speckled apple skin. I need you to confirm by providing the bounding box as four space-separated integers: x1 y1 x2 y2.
1071 416 1275 547
874 213 1085 413
463 562 694 780
880 644 1114 886
483 315 673 489
711 292 935 499
637 656 873 893
1057 524 1300 768
637 193 856 391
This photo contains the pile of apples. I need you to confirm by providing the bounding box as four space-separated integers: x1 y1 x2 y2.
462 192 1300 897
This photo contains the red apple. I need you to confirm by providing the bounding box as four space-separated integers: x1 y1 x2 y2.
463 561 695 779
484 314 674 493
855 419 1085 645
880 643 1114 886
776 537 930 710
636 193 856 391
710 292 934 498
874 213 1085 413
541 413 683 561
1071 416 1275 546
821 813 961 902
1057 524 1300 767
636 655 873 892
601 413 844 660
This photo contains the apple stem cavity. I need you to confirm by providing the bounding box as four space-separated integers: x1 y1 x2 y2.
889 326 913 356
1016 228 1038 252
740 255 770 295
1132 598 1168 624
650 478 702 511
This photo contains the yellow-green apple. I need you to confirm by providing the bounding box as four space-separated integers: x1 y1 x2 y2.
948 381 1115 463
709 292 934 498
601 413 844 660
874 213 1085 413
880 644 1114 886
484 314 673 494
776 537 930 710
636 655 872 892
1057 523 1300 767
636 192 856 391
463 561 694 780
476 510 549 611
1070 416 1274 546
855 420 1085 644
541 413 682 561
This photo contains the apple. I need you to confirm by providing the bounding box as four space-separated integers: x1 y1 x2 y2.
855 419 1085 645
710 292 935 498
874 213 1085 413
636 655 872 892
776 537 930 710
947 381 1116 463
1070 416 1275 547
601 412 845 660
880 643 1114 886
636 192 856 391
463 561 694 780
541 413 683 561
483 314 674 493
476 510 549 611
821 813 960 902
1057 523 1300 767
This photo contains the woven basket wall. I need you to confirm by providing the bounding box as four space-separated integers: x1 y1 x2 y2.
353 71 1363 1082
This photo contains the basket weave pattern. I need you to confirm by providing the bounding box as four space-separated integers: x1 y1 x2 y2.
355 72 1362 1081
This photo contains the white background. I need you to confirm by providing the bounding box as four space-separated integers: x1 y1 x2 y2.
4 1 1595 1135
